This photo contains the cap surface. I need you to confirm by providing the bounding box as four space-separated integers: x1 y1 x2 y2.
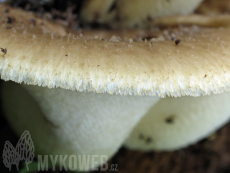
1 4 230 97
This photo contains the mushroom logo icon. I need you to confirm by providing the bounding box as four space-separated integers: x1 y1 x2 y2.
2 130 35 171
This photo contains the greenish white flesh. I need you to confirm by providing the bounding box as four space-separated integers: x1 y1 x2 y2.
1 81 159 171
125 93 230 151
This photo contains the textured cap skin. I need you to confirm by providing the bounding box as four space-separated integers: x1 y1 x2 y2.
1 4 230 97
1 26 230 97
0 4 67 36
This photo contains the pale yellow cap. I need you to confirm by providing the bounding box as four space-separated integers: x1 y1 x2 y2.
1 4 230 97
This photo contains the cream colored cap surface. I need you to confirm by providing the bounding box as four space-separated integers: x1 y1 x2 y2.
1 5 230 97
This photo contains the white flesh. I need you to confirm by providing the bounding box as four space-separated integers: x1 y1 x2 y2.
1 81 159 171
125 93 230 151
81 0 203 27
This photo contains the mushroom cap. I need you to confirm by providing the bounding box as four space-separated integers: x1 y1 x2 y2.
2 2 230 171
1 4 230 97
0 4 67 36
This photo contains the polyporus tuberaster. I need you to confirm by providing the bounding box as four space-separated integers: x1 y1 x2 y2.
1 1 230 171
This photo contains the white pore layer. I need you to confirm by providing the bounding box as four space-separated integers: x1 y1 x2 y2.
1 81 159 171
125 92 230 151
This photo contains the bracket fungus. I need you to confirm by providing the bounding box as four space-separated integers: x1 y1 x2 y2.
1 1 230 171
